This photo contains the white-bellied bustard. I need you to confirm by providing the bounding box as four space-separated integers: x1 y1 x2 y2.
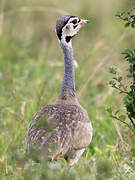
26 15 93 165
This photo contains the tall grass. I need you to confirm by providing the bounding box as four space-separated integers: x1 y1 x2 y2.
0 0 135 179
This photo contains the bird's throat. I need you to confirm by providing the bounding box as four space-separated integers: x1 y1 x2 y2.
60 40 76 99
65 36 73 43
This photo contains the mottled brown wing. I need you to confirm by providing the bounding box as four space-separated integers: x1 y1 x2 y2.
26 106 58 153
26 103 92 161
59 104 92 150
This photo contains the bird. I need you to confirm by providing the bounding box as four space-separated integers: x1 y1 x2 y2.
26 15 93 165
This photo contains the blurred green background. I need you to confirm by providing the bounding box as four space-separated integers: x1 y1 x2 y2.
0 0 135 179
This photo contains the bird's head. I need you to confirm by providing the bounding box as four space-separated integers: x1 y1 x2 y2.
56 15 88 44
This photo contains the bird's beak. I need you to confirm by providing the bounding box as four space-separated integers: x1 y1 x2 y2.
78 19 89 25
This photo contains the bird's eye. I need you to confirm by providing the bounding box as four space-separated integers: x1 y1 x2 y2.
71 19 77 24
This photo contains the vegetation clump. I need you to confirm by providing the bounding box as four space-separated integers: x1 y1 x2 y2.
108 8 135 133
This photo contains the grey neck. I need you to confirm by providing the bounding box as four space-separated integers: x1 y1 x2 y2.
60 40 76 98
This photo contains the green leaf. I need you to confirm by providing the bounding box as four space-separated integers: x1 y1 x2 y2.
130 85 135 90
124 54 131 59
131 23 135 28
119 115 126 121
125 23 130 27
109 80 116 86
117 76 122 82
114 110 120 115
106 107 112 114
109 67 117 74
124 48 133 56
126 161 135 170
115 11 121 17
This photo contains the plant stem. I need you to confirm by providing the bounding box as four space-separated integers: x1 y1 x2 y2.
128 115 135 130
113 85 128 94
111 115 130 126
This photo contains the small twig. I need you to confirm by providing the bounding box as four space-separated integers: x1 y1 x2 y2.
111 114 130 126
128 115 135 130
113 122 124 142
112 85 128 94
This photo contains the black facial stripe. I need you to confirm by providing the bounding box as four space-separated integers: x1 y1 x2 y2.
57 20 69 40
57 16 77 40
57 17 72 40
65 36 72 43
71 19 77 24
73 25 78 29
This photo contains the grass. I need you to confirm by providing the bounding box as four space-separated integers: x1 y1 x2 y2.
0 0 135 179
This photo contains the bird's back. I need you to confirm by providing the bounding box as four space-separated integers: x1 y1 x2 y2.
26 98 92 162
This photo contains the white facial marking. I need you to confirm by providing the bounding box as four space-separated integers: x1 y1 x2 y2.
61 17 82 43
